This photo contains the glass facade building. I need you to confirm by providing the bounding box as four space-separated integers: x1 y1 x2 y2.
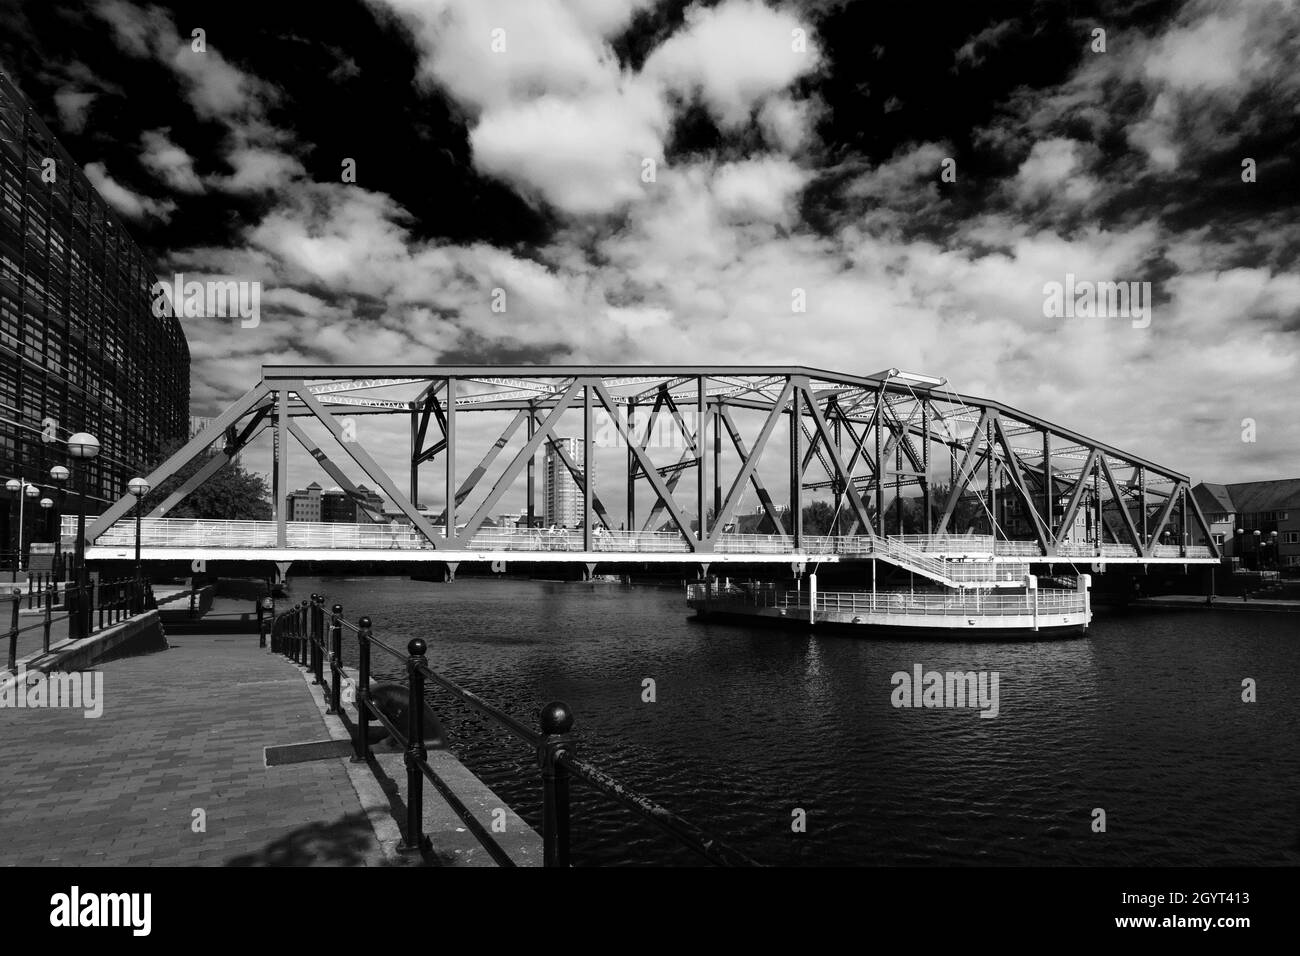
0 70 189 565
543 436 584 528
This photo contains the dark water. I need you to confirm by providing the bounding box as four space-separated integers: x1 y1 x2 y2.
287 575 1300 867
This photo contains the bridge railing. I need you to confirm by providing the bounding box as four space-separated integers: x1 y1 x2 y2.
72 515 878 556
269 595 759 867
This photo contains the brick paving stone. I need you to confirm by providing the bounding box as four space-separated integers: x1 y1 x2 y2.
0 627 385 866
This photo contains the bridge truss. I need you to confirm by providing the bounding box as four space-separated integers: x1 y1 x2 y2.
84 365 1220 562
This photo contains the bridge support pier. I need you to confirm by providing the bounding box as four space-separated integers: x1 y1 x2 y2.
443 562 457 583
583 562 596 582
274 561 292 584
697 562 710 581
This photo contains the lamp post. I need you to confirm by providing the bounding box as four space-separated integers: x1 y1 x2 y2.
128 477 150 611
49 466 69 580
5 477 40 573
66 433 100 639
39 497 53 542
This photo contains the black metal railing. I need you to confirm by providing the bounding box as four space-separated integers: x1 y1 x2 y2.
6 575 156 672
268 593 759 867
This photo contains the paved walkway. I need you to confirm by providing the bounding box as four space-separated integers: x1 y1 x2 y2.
0 616 387 866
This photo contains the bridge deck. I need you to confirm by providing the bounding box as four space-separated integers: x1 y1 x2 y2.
73 518 1218 576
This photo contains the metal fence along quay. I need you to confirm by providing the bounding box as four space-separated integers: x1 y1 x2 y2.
5 576 155 671
267 594 759 867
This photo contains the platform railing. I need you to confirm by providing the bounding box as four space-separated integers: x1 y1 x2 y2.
687 582 1088 617
269 594 758 867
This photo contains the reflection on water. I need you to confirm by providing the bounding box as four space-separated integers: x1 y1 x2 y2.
286 575 1300 867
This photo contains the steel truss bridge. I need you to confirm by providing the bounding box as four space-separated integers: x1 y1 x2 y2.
81 366 1218 587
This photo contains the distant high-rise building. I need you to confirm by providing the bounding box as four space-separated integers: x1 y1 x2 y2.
543 437 584 527
0 70 189 561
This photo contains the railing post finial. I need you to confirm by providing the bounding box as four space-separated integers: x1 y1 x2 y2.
539 700 574 735
538 700 575 867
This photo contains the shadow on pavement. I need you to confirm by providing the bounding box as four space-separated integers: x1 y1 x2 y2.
224 811 382 867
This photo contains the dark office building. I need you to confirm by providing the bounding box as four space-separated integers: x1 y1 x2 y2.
0 69 189 565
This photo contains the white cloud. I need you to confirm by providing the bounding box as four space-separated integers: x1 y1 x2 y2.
83 162 176 222
53 89 95 133
642 0 821 128
1013 138 1099 205
470 85 668 215
1142 12 1263 93
214 147 305 194
140 129 204 193
370 0 821 216
712 156 810 224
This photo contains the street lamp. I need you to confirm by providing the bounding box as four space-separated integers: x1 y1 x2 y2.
128 477 150 609
39 497 53 543
5 477 40 573
49 466 69 580
67 432 100 639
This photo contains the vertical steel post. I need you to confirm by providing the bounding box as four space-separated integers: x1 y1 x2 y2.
538 701 574 868
445 378 456 541
697 377 707 542
275 388 288 548
895 442 903 534
409 405 419 507
922 399 932 535
584 383 593 553
1139 467 1147 549
626 398 636 533
329 604 342 714
790 392 802 549
874 399 884 536
526 401 536 530
354 616 372 762
403 638 429 853
832 404 842 538
1178 485 1188 557
986 417 996 534
1043 431 1053 539
1093 460 1102 552
713 400 722 524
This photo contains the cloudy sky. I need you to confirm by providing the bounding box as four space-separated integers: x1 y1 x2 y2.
1 0 1297 507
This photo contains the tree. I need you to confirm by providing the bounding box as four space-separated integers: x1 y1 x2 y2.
927 482 989 535
801 500 836 535
138 439 272 520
